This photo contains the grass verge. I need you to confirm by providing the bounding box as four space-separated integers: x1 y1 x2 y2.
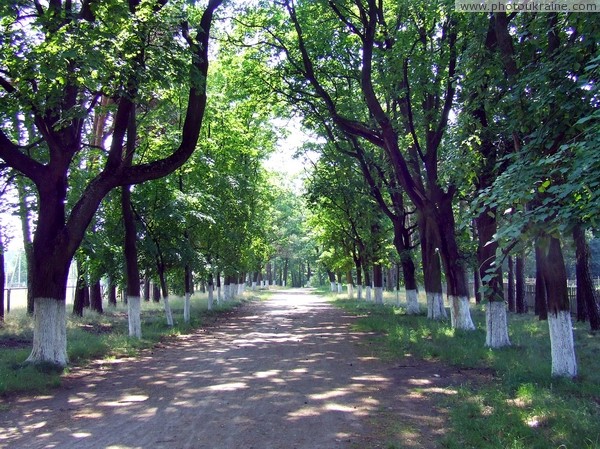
331 291 600 449
0 291 268 396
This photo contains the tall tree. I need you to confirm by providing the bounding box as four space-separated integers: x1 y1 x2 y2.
242 0 474 328
0 0 223 366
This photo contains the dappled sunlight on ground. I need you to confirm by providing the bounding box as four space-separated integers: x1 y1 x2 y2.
0 289 462 449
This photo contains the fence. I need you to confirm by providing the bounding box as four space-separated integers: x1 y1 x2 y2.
509 278 599 315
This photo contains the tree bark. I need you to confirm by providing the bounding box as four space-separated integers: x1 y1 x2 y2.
283 258 289 287
507 256 515 313
373 263 383 305
346 271 354 299
573 224 600 331
476 206 509 347
535 240 548 320
107 279 117 307
538 236 577 377
122 184 142 337
419 212 446 320
16 176 34 315
89 280 103 314
515 252 526 314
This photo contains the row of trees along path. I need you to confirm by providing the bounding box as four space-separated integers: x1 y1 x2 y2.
1 1 598 388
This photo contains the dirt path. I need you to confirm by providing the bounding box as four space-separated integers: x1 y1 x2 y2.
0 289 473 449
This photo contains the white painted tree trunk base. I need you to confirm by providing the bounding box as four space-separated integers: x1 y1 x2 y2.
330 282 336 292
374 287 383 305
26 298 68 367
348 284 354 300
485 301 510 348
406 289 420 314
449 295 475 330
163 295 174 326
252 281 257 291
184 293 191 323
357 285 363 301
127 296 142 338
548 311 577 378
426 292 447 320
337 283 342 294
366 286 372 302
208 285 214 311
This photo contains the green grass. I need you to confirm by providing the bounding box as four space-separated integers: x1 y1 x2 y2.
0 291 262 396
331 291 600 449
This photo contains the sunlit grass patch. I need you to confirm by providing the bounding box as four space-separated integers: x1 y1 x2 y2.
333 296 600 449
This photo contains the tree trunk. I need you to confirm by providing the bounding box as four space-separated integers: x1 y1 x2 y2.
89 280 103 314
107 278 117 307
392 218 419 314
476 207 509 347
143 276 150 302
473 268 482 304
207 273 214 310
535 240 548 320
437 199 474 330
515 252 526 314
283 258 289 287
122 184 142 337
573 224 600 331
327 270 336 292
16 177 34 315
216 271 221 304
184 264 192 323
354 259 363 301
152 283 161 302
266 262 273 286
73 259 86 317
373 263 383 305
538 236 577 377
27 237 72 366
346 271 354 299
419 212 446 320
507 256 515 312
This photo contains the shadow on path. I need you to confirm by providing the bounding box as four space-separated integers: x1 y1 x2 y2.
0 289 468 449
